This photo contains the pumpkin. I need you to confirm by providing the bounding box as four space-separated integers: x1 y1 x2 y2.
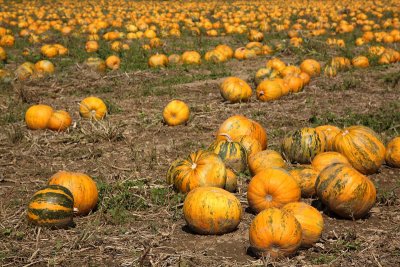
331 57 351 70
215 44 233 59
352 56 369 68
248 150 286 175
169 150 226 193
47 110 72 131
216 115 267 149
168 54 182 65
162 100 190 126
84 57 106 73
148 54 169 68
236 135 262 160
324 65 337 77
247 168 301 213
41 44 58 58
219 77 252 103
266 58 286 72
385 137 400 167
204 50 227 63
48 171 98 216
166 158 183 185
282 202 324 247
248 30 264 42
35 60 55 76
182 51 201 65
280 65 301 78
234 47 247 60
15 62 35 80
289 168 318 198
254 67 280 85
25 104 54 130
311 152 350 173
256 79 282 101
225 169 237 192
209 137 247 173
105 55 121 70
333 126 385 174
281 128 325 164
85 41 99 53
300 59 321 77
299 72 311 85
245 42 263 55
183 187 242 235
249 208 302 258
0 69 12 83
79 96 107 120
284 75 304 93
27 185 74 228
315 163 376 219
315 125 341 151
0 47 7 61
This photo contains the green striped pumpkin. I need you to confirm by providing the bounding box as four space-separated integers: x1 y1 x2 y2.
254 67 281 85
209 138 247 173
27 185 74 228
166 158 183 185
281 128 325 164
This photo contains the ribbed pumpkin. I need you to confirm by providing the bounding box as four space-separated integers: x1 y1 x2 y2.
168 150 226 193
281 128 325 164
300 59 321 77
219 77 252 103
48 171 98 216
236 135 262 160
352 56 369 68
225 169 237 193
315 163 376 219
254 67 280 85
282 202 324 247
247 168 301 213
333 126 385 174
27 185 74 228
248 150 286 175
162 100 190 126
311 152 350 173
315 125 342 151
249 208 302 258
79 96 107 120
166 158 183 185
216 115 267 150
256 79 282 101
289 168 318 198
209 137 247 173
183 187 242 235
25 104 54 130
386 137 400 167
47 110 72 131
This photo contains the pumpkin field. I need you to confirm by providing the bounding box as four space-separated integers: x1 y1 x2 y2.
1 0 400 266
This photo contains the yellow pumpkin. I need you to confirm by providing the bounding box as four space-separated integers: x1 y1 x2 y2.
162 100 190 126
219 77 252 103
79 96 107 120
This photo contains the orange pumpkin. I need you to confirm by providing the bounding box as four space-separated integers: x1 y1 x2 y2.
333 126 385 174
148 54 169 68
105 55 121 70
182 51 201 65
315 125 341 151
247 168 301 213
236 135 262 160
47 110 72 131
225 169 237 193
168 150 226 193
48 171 98 216
352 56 369 68
289 168 318 198
183 187 242 235
282 202 324 247
248 150 286 175
315 163 376 219
220 77 252 103
35 60 55 76
300 59 321 77
79 96 107 120
168 54 182 65
0 47 6 61
215 44 234 59
311 152 350 172
256 79 282 101
385 137 400 167
25 104 54 130
249 208 302 258
162 100 190 126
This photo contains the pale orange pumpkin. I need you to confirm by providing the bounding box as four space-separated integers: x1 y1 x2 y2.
248 150 286 175
182 51 201 65
289 168 318 197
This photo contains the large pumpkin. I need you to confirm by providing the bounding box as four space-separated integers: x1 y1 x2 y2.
256 79 282 102
209 138 247 173
315 125 342 151
183 187 242 235
162 100 190 126
311 152 350 172
281 128 325 164
216 115 267 149
25 104 54 130
315 163 376 219
289 168 318 198
248 150 286 175
48 171 98 216
333 126 386 174
219 77 252 103
386 137 400 167
247 168 300 213
249 208 302 258
27 185 74 228
282 202 324 247
168 150 226 193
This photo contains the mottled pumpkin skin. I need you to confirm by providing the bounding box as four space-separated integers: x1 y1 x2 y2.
166 158 183 185
183 187 242 235
27 185 74 228
247 168 301 213
315 163 376 219
220 77 252 103
209 139 247 173
48 171 98 216
289 168 318 197
236 135 263 160
385 137 400 167
248 150 286 176
216 115 268 150
282 202 324 247
169 150 227 193
225 169 238 193
315 125 342 151
281 128 325 164
25 104 54 130
333 126 386 174
311 152 350 173
249 208 302 258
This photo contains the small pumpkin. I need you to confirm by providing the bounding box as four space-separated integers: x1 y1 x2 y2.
266 58 286 72
47 110 72 132
27 185 74 228
300 59 321 77
385 136 400 167
0 47 7 61
25 104 54 130
248 150 286 176
105 55 121 70
48 171 98 216
84 57 106 73
311 152 350 173
148 54 169 68
183 187 242 235
220 77 252 103
247 168 301 213
168 54 182 65
162 100 190 126
289 168 318 198
282 202 324 247
79 96 107 120
249 208 302 258
352 56 369 68
315 163 376 219
35 60 55 76
209 137 247 173
204 49 227 63
182 51 201 65
215 44 234 59
284 75 304 93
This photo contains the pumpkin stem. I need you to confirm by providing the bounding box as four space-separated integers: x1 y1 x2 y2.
218 133 233 142
191 163 197 170
73 207 79 213
342 130 349 136
259 90 264 96
265 194 272 201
